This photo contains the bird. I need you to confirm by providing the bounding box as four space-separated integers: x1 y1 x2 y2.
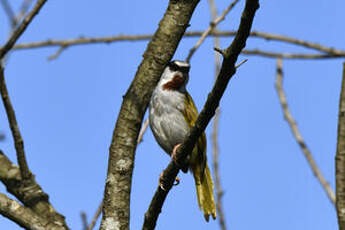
149 60 216 221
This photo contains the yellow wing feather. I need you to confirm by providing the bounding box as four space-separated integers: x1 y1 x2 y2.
183 92 207 175
183 92 216 221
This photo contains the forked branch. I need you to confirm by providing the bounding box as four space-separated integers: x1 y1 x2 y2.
0 0 48 59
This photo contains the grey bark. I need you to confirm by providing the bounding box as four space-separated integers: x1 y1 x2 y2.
336 63 345 229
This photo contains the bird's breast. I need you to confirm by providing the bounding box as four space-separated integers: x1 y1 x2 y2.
149 88 190 154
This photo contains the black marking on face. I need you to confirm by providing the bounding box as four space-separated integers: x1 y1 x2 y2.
167 60 190 74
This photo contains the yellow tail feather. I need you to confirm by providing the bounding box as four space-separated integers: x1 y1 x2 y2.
192 163 217 221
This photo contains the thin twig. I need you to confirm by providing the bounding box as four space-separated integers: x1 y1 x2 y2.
185 0 239 63
208 0 227 229
275 58 336 205
81 212 88 230
87 201 103 230
142 1 259 229
11 30 345 58
1 0 17 27
47 45 67 60
0 0 48 59
2 0 33 66
242 49 343 59
235 58 247 68
16 0 35 23
0 64 30 179
137 119 149 144
248 31 345 55
336 62 345 229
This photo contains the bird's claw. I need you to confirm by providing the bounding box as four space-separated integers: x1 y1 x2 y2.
173 176 180 186
159 173 180 191
172 144 182 167
159 172 167 191
172 143 188 172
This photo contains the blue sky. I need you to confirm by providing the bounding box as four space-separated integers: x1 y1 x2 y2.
0 0 344 229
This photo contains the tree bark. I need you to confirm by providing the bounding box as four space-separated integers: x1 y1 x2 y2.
0 193 65 230
336 62 345 230
0 151 68 229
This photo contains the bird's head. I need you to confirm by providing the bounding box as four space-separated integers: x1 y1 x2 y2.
159 60 190 92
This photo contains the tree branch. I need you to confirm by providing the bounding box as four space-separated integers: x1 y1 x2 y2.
100 1 201 230
142 1 259 229
87 201 103 230
0 0 48 59
11 30 345 58
137 119 149 144
1 0 17 27
0 193 65 230
16 0 35 23
81 212 88 230
242 49 344 59
336 62 345 230
0 150 68 229
208 0 228 229
87 118 148 230
275 58 336 205
185 0 240 62
0 64 30 179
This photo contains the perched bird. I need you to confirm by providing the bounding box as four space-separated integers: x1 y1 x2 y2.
149 60 216 221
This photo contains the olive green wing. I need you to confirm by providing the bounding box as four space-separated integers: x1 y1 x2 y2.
183 92 207 178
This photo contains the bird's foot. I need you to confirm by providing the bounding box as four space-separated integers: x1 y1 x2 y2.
174 176 180 186
159 173 180 191
171 143 182 167
171 143 188 172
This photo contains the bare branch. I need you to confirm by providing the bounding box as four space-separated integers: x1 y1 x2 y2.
275 58 336 205
137 119 149 144
0 0 48 59
248 31 344 55
47 45 67 60
0 64 30 179
11 30 345 58
142 1 259 229
87 201 103 230
81 212 88 230
16 0 35 23
208 0 227 229
0 150 69 229
100 1 201 229
13 34 154 50
242 49 343 59
1 0 17 27
90 118 148 230
235 58 247 68
336 62 345 229
185 0 240 62
0 193 65 230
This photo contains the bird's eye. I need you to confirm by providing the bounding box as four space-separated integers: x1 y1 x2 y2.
181 66 190 73
169 63 178 72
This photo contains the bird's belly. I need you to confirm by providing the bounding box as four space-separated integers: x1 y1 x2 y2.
149 107 189 155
